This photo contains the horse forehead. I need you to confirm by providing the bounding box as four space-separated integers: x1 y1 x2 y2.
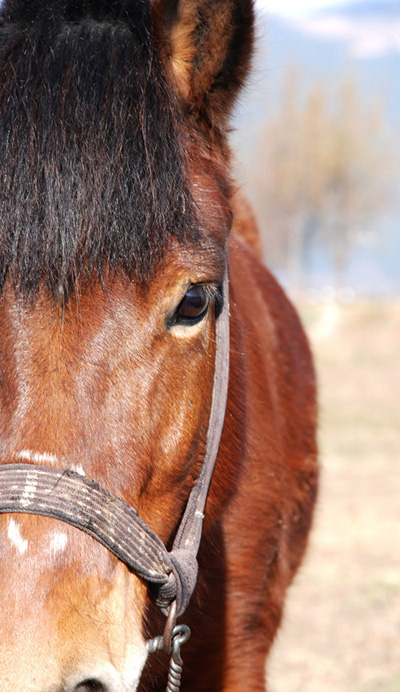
0 260 217 406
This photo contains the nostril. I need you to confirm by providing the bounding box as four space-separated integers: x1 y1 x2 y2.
74 680 107 692
66 662 125 692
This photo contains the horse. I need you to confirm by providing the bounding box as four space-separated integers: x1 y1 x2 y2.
0 1 318 690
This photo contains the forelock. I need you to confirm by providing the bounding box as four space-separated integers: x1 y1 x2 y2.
0 0 200 297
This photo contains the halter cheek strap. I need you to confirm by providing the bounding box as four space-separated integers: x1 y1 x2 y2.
0 269 230 619
166 268 230 613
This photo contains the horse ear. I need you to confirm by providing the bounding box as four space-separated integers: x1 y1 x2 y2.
152 0 254 126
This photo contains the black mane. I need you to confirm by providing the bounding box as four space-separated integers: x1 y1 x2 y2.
0 0 198 296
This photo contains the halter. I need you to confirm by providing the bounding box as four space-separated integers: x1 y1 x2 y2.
0 270 230 690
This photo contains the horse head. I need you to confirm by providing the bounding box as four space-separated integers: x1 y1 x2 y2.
0 0 255 690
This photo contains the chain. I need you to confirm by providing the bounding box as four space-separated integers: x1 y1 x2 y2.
147 624 191 692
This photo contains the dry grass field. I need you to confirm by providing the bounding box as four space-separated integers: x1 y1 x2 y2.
268 300 400 692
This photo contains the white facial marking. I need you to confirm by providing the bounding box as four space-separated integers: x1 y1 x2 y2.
48 531 68 557
7 518 28 555
71 464 85 476
16 449 59 464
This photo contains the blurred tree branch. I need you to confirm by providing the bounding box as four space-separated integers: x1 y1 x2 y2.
251 67 397 298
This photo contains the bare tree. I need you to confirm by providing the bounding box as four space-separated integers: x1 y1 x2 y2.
251 68 396 298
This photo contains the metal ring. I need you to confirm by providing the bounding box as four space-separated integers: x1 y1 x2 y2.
171 624 191 666
162 599 177 654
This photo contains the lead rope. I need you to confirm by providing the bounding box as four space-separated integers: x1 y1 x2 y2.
146 624 191 692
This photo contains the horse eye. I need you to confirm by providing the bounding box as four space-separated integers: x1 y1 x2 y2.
172 286 210 327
